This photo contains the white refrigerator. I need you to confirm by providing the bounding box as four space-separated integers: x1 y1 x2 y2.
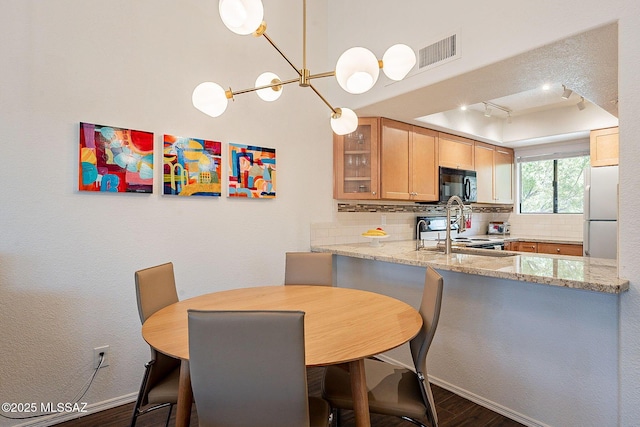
583 165 618 259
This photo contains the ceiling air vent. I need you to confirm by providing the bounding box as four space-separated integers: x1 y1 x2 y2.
417 33 459 71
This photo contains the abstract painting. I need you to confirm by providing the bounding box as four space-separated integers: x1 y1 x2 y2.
79 122 154 193
228 143 276 198
163 135 222 197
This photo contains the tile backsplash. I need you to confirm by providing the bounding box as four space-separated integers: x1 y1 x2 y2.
310 211 583 246
506 213 583 240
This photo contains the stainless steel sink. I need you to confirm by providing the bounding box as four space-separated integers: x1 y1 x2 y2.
450 247 516 257
418 246 516 257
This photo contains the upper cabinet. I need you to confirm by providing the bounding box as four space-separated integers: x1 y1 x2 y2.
474 142 494 203
333 117 380 200
590 126 619 167
494 147 514 204
475 142 514 204
380 119 438 202
438 133 475 170
333 117 514 204
474 143 514 204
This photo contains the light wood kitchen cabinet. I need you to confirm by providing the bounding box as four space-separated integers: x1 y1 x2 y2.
380 119 438 201
438 133 475 170
507 241 583 256
474 142 514 204
494 147 514 203
537 242 584 256
511 241 538 253
590 127 619 167
475 142 494 203
333 117 380 199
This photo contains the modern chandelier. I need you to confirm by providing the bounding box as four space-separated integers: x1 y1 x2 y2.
192 0 417 135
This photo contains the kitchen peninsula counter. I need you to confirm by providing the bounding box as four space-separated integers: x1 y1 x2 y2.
311 240 628 294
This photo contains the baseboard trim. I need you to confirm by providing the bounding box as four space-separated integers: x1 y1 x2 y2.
13 393 138 427
374 354 550 427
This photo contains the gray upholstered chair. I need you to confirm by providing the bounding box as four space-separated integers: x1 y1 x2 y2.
321 266 444 427
188 310 332 427
284 252 334 286
130 262 182 427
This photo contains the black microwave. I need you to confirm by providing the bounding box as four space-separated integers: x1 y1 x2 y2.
439 167 477 203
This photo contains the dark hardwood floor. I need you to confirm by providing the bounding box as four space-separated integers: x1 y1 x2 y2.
56 367 524 427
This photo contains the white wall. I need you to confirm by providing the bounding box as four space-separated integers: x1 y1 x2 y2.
0 0 331 425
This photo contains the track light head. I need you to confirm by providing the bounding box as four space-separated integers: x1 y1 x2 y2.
483 103 492 117
561 85 573 100
577 97 586 111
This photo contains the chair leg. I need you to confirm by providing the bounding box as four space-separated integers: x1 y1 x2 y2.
164 404 173 427
332 408 340 427
400 416 429 427
130 361 154 427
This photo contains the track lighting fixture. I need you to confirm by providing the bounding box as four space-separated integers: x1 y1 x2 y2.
481 101 512 121
577 97 586 111
483 103 492 117
561 85 573 100
192 0 417 135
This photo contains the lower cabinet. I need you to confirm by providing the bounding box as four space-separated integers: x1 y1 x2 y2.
537 242 584 256
506 241 583 256
511 241 538 253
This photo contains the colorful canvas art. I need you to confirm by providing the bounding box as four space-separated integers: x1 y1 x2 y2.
79 122 154 193
228 143 276 198
163 135 222 197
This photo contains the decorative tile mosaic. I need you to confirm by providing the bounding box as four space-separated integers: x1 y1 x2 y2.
337 203 513 214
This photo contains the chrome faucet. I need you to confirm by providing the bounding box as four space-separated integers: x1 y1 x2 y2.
416 219 427 250
445 195 467 254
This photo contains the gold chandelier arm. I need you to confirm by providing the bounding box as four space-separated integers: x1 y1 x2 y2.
262 32 302 77
308 83 338 114
230 78 299 97
307 71 336 80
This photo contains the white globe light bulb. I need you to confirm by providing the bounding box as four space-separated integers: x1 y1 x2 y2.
335 47 379 94
192 82 229 117
255 72 283 102
331 108 358 135
219 0 264 35
382 44 416 80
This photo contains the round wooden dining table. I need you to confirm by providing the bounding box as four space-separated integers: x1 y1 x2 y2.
142 285 423 427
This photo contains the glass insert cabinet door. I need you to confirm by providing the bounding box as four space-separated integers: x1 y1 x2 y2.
333 117 379 199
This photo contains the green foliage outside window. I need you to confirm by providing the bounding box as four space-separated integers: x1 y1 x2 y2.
519 155 590 213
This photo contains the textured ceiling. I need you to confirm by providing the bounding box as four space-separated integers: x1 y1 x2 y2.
356 23 618 146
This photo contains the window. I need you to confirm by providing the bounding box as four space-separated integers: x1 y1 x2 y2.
519 155 590 213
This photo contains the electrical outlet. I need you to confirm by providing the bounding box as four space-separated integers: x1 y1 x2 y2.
93 345 110 369
381 215 387 226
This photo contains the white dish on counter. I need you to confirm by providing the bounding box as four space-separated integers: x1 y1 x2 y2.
362 234 389 247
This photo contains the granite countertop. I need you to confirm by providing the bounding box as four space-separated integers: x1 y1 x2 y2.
311 240 628 294
503 235 583 245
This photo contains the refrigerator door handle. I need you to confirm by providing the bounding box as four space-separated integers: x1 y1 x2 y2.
583 220 590 256
584 184 591 220
584 184 590 256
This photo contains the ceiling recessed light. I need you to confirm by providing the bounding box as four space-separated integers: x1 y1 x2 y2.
460 105 467 111
542 84 551 91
